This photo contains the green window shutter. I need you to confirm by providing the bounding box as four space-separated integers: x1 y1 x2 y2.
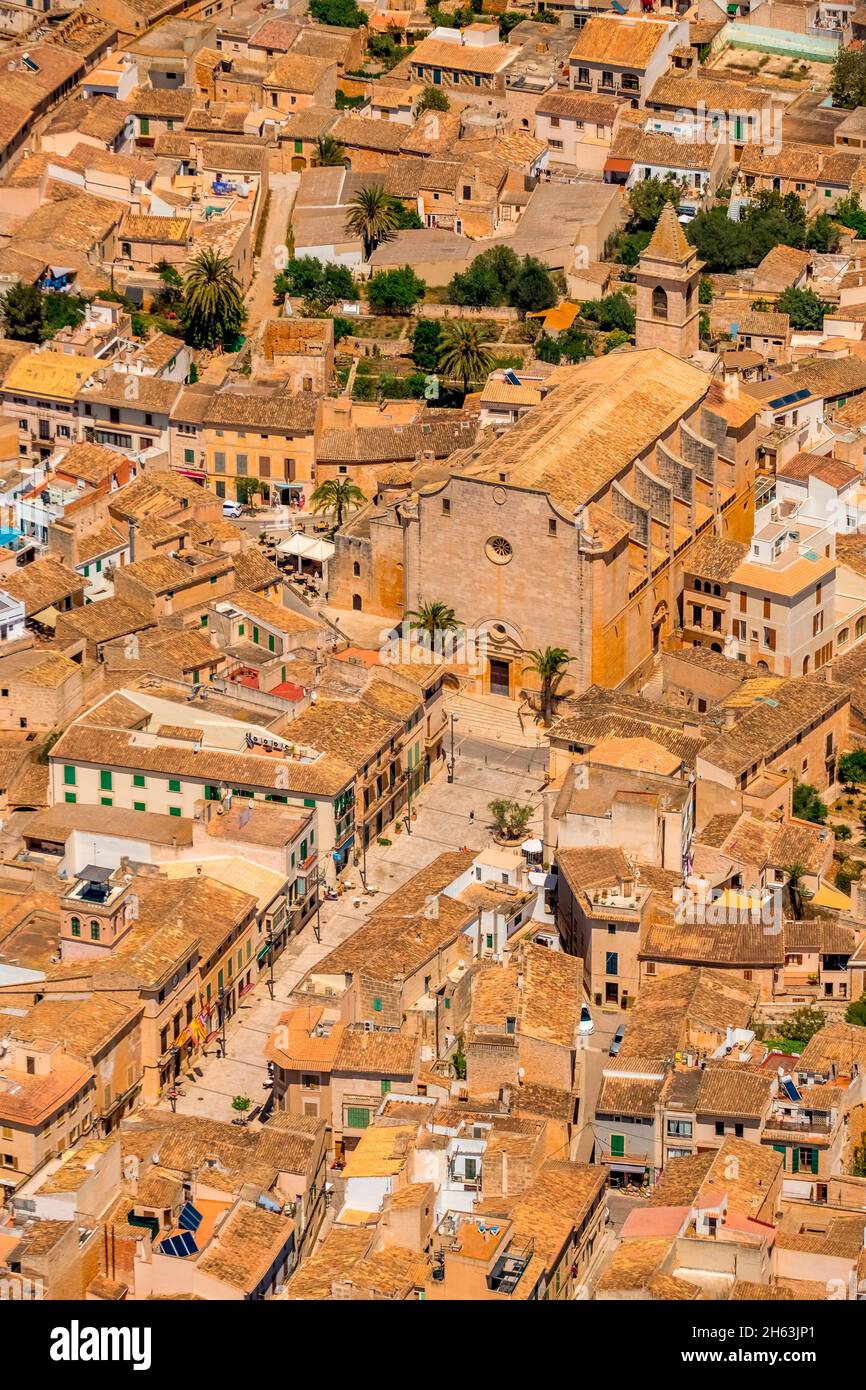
133 774 145 788
168 779 181 792
444 997 451 1009
772 1144 786 1168
381 1078 391 1095
83 565 89 578
252 625 259 644
133 802 146 812
218 969 224 990
100 770 112 790
300 839 307 860
65 792 77 804
268 633 276 652
294 139 303 153
792 1147 799 1174
304 797 315 808
63 765 76 786
238 623 245 636
100 797 112 807
140 117 150 135
184 448 194 463
192 670 199 683
200 615 208 628
811 1148 819 1175
169 806 182 817
346 1106 370 1129
610 1134 625 1158
373 997 382 1012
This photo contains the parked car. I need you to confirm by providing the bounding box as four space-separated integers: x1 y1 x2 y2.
579 1004 594 1036
609 1024 625 1057
222 500 243 518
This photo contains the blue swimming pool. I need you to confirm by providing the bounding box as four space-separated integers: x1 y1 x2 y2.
0 528 22 548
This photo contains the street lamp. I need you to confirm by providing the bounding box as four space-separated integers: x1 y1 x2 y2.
447 713 459 783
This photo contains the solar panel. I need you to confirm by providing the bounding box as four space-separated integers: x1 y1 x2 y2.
158 1230 198 1258
782 1077 801 1102
179 1202 203 1232
769 397 787 409
794 388 810 401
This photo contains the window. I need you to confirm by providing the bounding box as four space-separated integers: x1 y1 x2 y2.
652 285 668 320
442 498 450 514
381 1078 391 1095
100 770 112 791
667 1119 692 1137
372 996 382 1012
133 774 146 788
70 916 81 937
169 806 182 817
63 765 76 786
65 792 77 804
346 1106 371 1129
90 921 101 941
763 596 771 619
715 1121 725 1136
610 1134 624 1158
168 778 181 792
605 951 618 976
548 519 557 536
133 802 146 812
101 797 113 807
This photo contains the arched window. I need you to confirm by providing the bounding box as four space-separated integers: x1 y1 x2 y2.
857 615 866 640
70 916 81 938
652 285 668 320
839 627 850 646
713 584 721 597
352 594 362 611
353 561 361 577
90 920 101 942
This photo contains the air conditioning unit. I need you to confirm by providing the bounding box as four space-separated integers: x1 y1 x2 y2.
363 1020 374 1032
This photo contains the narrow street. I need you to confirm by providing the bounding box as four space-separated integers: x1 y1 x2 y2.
245 171 300 326
167 734 548 1123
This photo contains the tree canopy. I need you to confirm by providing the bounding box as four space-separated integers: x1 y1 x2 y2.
309 0 365 25
776 286 830 331
367 265 426 313
447 246 557 312
581 292 635 335
274 256 357 307
831 46 866 109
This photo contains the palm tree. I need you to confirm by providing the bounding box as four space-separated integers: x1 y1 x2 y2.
345 184 398 261
522 646 574 726
437 321 495 395
783 862 812 921
181 248 244 350
315 135 346 167
310 477 366 528
405 600 460 641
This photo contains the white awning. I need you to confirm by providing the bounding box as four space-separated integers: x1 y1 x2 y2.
277 532 312 557
522 838 543 853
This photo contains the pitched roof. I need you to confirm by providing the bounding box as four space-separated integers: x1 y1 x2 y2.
643 201 693 263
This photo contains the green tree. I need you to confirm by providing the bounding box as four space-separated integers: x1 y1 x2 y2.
447 245 520 308
274 256 356 306
838 749 866 785
776 286 829 331
405 600 460 640
806 212 841 254
522 646 574 725
411 318 442 371
418 85 449 112
309 0 365 24
603 329 632 352
231 1095 252 1124
536 332 562 364
628 174 685 229
508 255 557 313
783 861 813 920
699 276 714 305
687 207 750 273
310 476 365 527
42 292 88 336
611 229 651 267
559 328 593 362
315 135 346 166
345 183 399 260
831 46 866 109
2 282 44 342
582 292 635 334
438 320 495 393
181 248 244 350
778 1006 826 1045
845 994 866 1026
389 199 423 231
489 798 534 840
367 265 426 313
793 780 827 824
834 192 866 239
